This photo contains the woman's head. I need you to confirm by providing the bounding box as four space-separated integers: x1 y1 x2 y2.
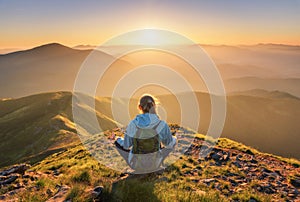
138 94 157 114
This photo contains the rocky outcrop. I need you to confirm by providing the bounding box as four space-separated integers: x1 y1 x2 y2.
0 164 30 186
181 135 300 201
0 164 31 201
46 185 70 202
0 164 30 177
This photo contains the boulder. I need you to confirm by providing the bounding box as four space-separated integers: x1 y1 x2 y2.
46 185 70 202
0 174 19 185
290 178 300 188
92 186 104 199
0 164 30 176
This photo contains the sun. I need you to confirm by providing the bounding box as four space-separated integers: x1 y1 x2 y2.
135 29 168 46
108 28 187 47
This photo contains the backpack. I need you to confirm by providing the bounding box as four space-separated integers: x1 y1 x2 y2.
129 121 163 172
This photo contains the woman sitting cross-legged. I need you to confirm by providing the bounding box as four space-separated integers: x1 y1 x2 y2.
114 94 177 173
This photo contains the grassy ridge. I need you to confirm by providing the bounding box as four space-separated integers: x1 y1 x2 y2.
0 91 120 167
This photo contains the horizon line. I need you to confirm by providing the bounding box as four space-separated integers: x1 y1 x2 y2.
1 42 300 54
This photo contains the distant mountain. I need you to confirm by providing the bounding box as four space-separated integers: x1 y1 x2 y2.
0 43 299 98
229 89 299 100
0 48 22 54
225 77 300 97
201 44 300 79
73 44 97 50
0 43 131 98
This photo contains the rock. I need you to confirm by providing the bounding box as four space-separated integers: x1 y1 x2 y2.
53 169 60 176
47 188 54 196
229 178 238 186
211 152 222 161
202 178 216 185
223 152 230 161
184 170 192 175
0 164 30 176
245 149 254 155
258 184 276 194
240 182 248 186
190 177 200 183
211 151 230 164
92 186 104 198
0 176 7 181
0 174 19 185
235 188 243 193
233 161 242 168
8 190 16 196
243 166 249 171
249 198 258 202
288 188 299 198
290 178 300 188
236 154 243 161
0 195 6 200
119 173 127 177
14 182 25 189
262 167 272 173
23 174 30 178
225 172 238 177
46 185 70 202
274 170 281 176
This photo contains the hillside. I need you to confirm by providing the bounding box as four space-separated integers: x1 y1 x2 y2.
158 91 300 159
0 125 299 201
0 91 119 167
0 90 299 169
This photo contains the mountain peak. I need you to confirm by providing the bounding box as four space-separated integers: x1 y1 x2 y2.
2 43 77 57
31 42 73 51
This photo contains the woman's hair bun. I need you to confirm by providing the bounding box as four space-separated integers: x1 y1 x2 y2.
139 94 157 113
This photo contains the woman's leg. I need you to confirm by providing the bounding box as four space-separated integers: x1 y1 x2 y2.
114 140 130 165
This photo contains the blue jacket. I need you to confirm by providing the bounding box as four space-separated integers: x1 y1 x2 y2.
117 113 176 150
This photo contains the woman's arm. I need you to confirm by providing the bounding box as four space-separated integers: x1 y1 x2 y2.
159 122 177 149
116 122 134 150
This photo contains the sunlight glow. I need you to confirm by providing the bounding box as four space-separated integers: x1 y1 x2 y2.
107 29 188 46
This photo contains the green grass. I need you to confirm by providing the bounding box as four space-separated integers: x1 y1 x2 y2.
72 170 91 184
66 185 82 202
2 129 299 201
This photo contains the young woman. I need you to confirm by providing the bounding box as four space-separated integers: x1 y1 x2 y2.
115 94 176 172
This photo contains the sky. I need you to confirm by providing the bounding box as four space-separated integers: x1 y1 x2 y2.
0 0 299 49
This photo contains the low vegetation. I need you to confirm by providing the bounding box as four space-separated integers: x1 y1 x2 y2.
2 129 299 201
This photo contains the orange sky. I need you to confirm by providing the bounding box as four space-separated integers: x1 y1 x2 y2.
0 1 299 49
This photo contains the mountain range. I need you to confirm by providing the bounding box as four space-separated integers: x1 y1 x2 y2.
0 43 300 98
